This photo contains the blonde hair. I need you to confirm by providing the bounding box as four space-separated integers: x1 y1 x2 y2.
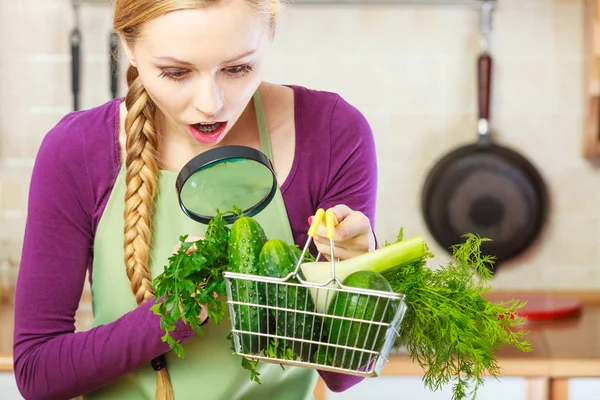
113 1 280 399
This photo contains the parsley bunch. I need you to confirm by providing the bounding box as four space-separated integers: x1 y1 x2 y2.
151 209 234 357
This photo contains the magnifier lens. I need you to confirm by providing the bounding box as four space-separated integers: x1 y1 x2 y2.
176 146 277 224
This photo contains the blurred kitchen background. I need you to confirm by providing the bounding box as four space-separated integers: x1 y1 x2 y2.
1 0 600 399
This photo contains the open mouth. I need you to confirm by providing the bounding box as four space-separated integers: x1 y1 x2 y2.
192 122 223 133
188 121 228 144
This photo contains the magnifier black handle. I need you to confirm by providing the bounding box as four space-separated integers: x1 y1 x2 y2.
110 31 119 99
70 28 81 111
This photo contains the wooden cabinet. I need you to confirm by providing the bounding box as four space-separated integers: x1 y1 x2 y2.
584 0 600 159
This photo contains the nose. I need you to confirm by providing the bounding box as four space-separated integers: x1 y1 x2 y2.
192 77 224 118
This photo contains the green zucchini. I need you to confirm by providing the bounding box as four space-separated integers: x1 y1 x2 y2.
258 239 323 362
228 216 269 353
321 270 397 370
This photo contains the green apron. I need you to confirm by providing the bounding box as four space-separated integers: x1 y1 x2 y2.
86 92 318 399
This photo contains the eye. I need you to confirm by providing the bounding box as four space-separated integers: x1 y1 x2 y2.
158 70 189 82
224 64 254 78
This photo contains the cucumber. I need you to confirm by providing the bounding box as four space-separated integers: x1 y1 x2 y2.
228 216 269 353
321 270 397 370
258 239 323 362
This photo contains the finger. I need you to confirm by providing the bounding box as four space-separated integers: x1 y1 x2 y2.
314 235 349 251
334 211 372 242
328 204 353 223
173 235 204 255
313 211 371 243
314 234 369 253
308 205 350 235
313 238 367 261
199 303 208 323
314 227 372 254
185 235 204 246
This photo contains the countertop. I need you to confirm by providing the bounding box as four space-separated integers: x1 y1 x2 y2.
383 302 600 379
2 291 600 379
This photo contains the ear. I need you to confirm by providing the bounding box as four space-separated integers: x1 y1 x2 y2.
119 34 137 68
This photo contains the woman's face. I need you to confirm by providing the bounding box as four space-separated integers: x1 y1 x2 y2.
123 0 273 146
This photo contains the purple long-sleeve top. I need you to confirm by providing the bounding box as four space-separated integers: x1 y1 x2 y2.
12 84 378 400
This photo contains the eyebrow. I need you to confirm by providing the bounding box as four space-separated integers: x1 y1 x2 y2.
153 49 257 66
222 49 257 64
153 56 194 66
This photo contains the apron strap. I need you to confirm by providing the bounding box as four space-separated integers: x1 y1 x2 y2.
253 90 273 161
251 90 295 245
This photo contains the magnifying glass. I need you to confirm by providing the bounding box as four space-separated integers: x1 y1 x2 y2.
175 145 277 224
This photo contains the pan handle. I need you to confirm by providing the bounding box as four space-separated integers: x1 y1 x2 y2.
477 52 492 145
110 31 120 99
70 27 81 111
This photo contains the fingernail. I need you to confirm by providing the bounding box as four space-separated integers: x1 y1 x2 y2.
308 216 313 225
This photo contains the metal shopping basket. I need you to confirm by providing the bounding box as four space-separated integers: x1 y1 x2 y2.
222 208 408 377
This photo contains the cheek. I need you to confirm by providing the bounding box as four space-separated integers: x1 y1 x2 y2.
221 66 265 108
137 70 189 115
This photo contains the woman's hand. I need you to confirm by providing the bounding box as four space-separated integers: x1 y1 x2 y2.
310 205 376 261
172 235 204 255
172 235 209 324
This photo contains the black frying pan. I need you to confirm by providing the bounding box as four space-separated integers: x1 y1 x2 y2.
420 48 549 268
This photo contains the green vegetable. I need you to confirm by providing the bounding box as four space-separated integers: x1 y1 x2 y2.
321 270 397 370
258 239 323 362
228 216 269 354
300 235 427 313
152 210 532 398
151 210 232 357
382 231 532 400
152 208 263 384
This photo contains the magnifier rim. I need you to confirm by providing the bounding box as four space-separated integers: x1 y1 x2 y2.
175 145 277 224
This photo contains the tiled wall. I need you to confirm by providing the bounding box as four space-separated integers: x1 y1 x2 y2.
0 0 597 295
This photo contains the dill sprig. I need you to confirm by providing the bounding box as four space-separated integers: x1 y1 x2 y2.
382 232 532 400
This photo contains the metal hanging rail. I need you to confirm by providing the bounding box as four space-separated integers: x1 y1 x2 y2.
72 0 112 6
72 0 495 6
291 0 492 5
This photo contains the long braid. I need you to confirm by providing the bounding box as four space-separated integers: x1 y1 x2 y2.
123 64 174 400
114 2 284 398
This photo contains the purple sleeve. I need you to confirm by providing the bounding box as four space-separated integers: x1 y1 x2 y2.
12 114 194 400
314 95 378 392
316 95 378 229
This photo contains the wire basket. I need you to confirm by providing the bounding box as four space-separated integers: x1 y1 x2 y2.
222 209 408 377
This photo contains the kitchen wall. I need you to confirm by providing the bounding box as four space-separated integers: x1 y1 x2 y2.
0 0 597 295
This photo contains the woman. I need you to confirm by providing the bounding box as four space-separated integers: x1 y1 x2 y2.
13 0 379 399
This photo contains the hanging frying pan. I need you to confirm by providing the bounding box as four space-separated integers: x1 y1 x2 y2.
420 1 549 268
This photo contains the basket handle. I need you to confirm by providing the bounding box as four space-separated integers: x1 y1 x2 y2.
325 209 338 239
293 208 339 282
307 208 326 238
324 209 338 280
307 208 339 280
